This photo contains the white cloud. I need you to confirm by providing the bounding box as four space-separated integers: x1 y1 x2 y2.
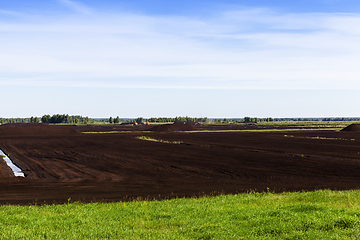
57 0 92 14
0 8 360 90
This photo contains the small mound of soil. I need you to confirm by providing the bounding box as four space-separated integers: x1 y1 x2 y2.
150 122 197 132
341 124 360 132
0 123 79 136
120 122 133 125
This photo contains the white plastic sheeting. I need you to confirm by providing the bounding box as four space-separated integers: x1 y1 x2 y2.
0 149 25 177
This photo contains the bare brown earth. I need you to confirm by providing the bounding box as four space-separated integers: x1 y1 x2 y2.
341 123 360 132
0 123 359 205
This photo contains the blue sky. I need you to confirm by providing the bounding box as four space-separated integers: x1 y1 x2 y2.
1 0 360 118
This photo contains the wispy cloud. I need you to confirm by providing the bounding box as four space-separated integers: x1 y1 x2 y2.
57 0 92 14
0 7 359 90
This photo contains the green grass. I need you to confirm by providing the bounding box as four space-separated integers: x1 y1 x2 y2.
187 128 343 133
136 136 183 144
284 135 356 141
82 131 130 134
82 128 343 134
231 121 356 126
83 131 152 134
1 190 360 239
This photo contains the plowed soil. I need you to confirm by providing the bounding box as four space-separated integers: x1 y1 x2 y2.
149 122 197 132
341 123 360 132
0 123 360 205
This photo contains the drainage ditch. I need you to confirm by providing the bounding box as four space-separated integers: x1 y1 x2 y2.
0 149 25 177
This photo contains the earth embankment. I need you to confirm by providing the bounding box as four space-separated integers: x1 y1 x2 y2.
341 124 360 132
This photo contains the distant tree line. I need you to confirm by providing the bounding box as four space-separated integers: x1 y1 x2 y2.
0 114 95 124
270 117 360 122
41 114 94 124
1 115 360 125
146 116 208 123
320 117 360 122
213 117 271 123
0 118 32 124
106 116 209 124
211 117 360 124
146 117 172 123
108 116 121 124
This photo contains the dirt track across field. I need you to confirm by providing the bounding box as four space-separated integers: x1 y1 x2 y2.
0 123 359 205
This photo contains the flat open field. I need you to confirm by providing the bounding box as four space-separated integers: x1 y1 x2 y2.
0 123 359 205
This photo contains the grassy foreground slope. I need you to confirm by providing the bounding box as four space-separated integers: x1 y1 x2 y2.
1 190 360 239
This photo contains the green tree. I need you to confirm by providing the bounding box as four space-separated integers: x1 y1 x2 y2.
41 115 51 123
64 114 71 124
109 117 113 124
114 116 120 124
135 117 143 124
244 117 250 122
